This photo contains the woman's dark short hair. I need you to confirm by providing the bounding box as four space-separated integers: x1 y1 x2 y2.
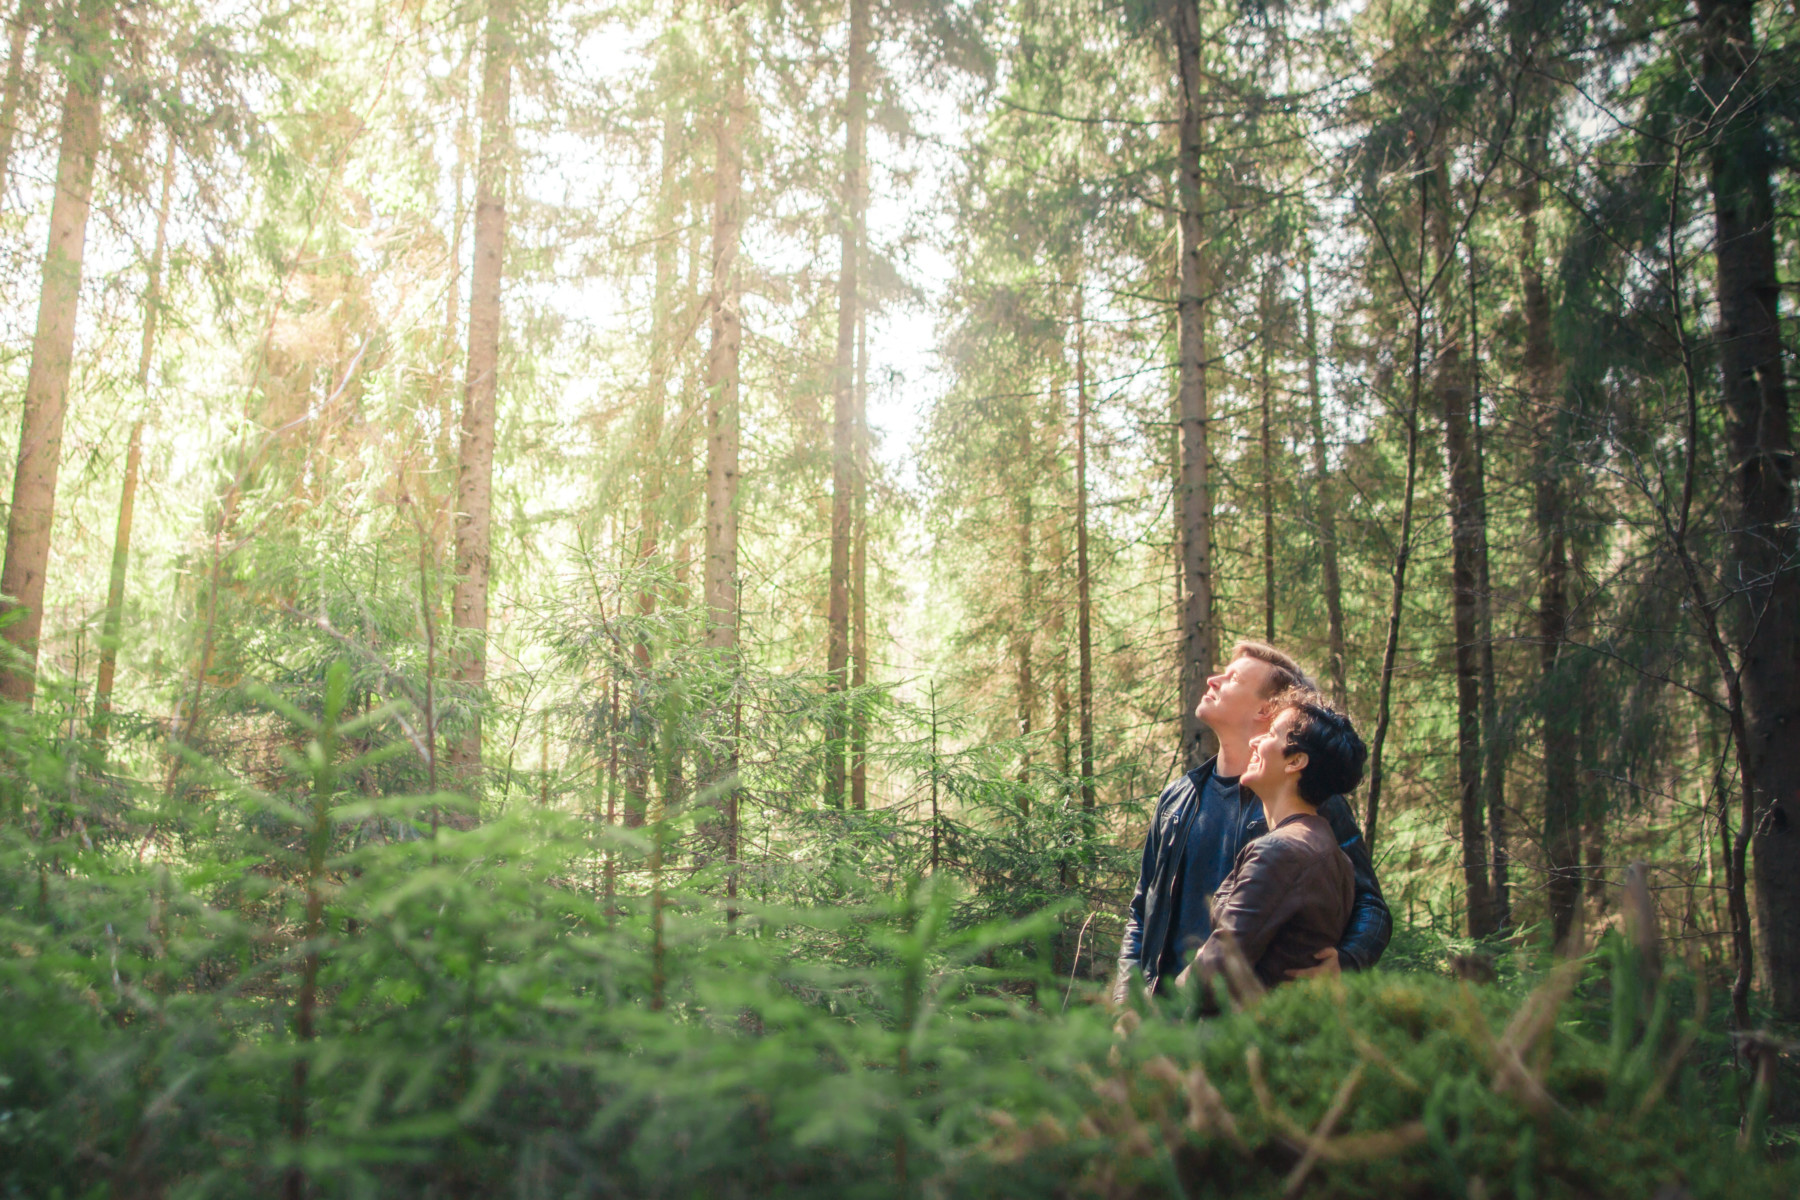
1275 691 1368 807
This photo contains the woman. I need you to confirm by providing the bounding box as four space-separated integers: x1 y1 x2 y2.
1173 692 1368 1011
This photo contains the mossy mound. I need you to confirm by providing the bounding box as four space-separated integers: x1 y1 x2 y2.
958 961 1789 1199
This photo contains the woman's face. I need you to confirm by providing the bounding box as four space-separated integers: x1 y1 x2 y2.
1241 707 1301 795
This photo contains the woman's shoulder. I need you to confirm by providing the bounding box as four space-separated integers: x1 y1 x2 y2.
1257 813 1344 859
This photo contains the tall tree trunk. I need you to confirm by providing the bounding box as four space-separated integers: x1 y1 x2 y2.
1697 0 1800 1019
1301 249 1347 707
92 135 174 746
825 0 868 807
0 0 108 706
447 0 512 783
704 0 746 653
1364 173 1431 853
1429 161 1495 938
439 38 473 479
850 307 869 810
1470 235 1509 930
1048 497 1070 792
1257 266 1276 644
1170 1 1217 769
1014 414 1034 804
0 0 35 197
1074 282 1096 821
625 81 683 831
1517 172 1580 947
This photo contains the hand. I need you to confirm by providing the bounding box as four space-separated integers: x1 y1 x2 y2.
1286 947 1341 981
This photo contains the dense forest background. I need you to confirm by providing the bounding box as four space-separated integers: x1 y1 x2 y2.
0 0 1797 1192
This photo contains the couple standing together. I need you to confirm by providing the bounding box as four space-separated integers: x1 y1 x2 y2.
1112 641 1391 1011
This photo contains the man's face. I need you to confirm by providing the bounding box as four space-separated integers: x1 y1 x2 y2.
1195 655 1276 735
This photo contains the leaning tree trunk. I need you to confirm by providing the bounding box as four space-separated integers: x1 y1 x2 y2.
1301 250 1348 707
92 134 175 746
1517 171 1581 948
0 0 108 706
825 0 868 807
704 0 746 653
1428 159 1495 938
1696 0 1800 1019
447 0 512 783
1169 0 1217 769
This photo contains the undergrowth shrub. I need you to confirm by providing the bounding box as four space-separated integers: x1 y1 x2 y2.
0 664 1788 1198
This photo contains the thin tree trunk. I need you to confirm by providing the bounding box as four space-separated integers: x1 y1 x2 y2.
704 0 746 654
1170 1 1217 770
0 0 108 706
1014 414 1034 804
1517 172 1580 947
826 0 868 807
1696 0 1800 1021
626 77 682 830
92 135 175 746
1470 237 1509 930
639 115 673 616
1364 173 1431 854
850 306 869 811
1429 160 1495 938
447 0 513 783
1257 267 1276 644
440 38 472 478
1301 249 1347 708
1074 281 1096 823
1047 490 1070 780
0 0 35 198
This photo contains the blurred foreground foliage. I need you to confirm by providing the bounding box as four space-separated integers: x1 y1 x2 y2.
0 665 1791 1199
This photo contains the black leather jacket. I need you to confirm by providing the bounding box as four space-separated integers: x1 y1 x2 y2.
1112 757 1390 1002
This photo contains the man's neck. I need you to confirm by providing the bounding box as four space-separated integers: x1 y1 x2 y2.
1215 734 1253 779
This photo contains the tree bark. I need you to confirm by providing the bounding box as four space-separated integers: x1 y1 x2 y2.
1364 173 1431 854
704 0 746 653
1169 0 1217 770
92 135 175 746
0 0 108 706
1074 282 1096 821
624 77 684 831
1517 172 1580 947
1301 249 1347 708
825 0 868 806
447 0 512 782
1257 266 1276 644
1470 235 1509 930
1014 413 1034 803
1428 160 1495 938
850 306 869 810
0 0 35 197
1696 0 1800 1019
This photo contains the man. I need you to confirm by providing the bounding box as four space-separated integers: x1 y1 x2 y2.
1111 642 1390 1004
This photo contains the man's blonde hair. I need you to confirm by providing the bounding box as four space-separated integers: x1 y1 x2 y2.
1229 640 1314 698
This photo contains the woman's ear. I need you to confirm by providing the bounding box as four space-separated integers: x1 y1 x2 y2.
1285 751 1309 777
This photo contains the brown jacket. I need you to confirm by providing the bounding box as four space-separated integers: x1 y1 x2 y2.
1187 811 1354 1004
